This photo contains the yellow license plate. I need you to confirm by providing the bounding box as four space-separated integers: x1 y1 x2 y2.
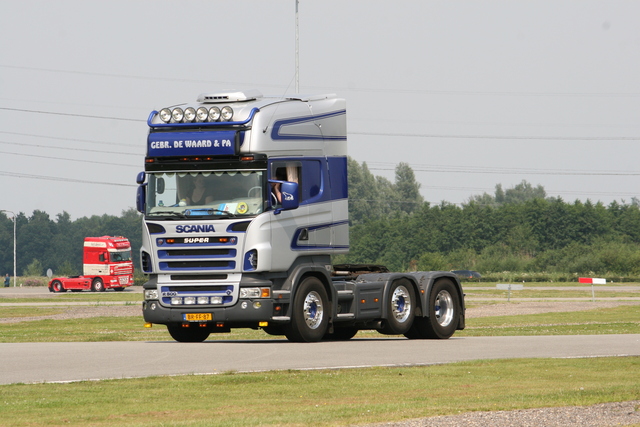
184 313 212 322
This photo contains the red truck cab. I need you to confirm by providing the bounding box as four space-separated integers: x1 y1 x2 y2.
48 236 134 292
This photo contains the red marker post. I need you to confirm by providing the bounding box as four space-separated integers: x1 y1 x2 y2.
579 277 606 302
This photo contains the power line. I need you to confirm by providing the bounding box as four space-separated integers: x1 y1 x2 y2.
3 64 639 98
367 163 640 177
5 106 638 143
3 106 637 142
0 107 143 122
0 131 141 149
0 64 284 89
0 149 139 168
350 131 640 141
0 171 136 187
0 140 139 157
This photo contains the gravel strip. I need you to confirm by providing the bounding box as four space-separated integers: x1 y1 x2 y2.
465 300 640 318
362 400 640 427
0 305 140 323
3 300 639 323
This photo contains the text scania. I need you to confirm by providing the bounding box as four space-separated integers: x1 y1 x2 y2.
176 225 216 233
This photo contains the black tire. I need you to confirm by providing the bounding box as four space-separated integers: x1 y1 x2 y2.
167 325 211 342
114 287 125 292
380 279 416 335
51 280 65 293
285 276 329 342
91 278 105 292
404 279 459 339
323 327 358 341
262 325 286 336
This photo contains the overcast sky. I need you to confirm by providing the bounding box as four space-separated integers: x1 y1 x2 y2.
1 0 638 220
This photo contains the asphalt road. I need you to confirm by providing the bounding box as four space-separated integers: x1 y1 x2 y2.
2 334 639 385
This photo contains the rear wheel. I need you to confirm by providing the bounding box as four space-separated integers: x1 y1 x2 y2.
91 278 105 292
380 279 415 335
167 325 211 342
51 280 65 293
285 276 329 342
404 279 460 339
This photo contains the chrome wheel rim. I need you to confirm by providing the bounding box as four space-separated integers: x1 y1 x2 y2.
391 285 412 323
303 291 324 329
434 290 454 327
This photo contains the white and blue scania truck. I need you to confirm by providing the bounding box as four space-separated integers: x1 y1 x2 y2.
137 90 465 342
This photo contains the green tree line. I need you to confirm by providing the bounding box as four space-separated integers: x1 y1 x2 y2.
342 160 640 277
2 160 639 280
0 208 141 277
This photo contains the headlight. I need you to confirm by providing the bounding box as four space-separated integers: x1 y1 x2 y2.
171 297 182 305
184 297 196 305
208 106 221 121
171 107 184 123
240 288 261 299
240 287 271 299
184 107 196 122
221 106 234 121
197 296 209 305
159 108 172 123
144 289 159 300
196 107 209 122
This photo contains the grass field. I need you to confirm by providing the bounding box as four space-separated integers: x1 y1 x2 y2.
0 357 638 426
1 285 639 426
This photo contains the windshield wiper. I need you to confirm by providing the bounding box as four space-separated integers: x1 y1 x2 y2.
148 211 187 219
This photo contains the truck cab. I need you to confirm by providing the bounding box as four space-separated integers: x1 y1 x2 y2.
48 236 134 292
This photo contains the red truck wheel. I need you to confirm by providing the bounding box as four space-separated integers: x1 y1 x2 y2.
91 278 105 292
51 280 65 293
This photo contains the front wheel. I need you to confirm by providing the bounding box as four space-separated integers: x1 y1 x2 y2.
167 325 211 342
91 278 105 292
285 277 329 342
380 279 415 335
404 279 460 339
51 280 65 293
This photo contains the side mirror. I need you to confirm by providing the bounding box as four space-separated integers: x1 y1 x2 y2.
279 181 299 211
136 171 146 185
136 184 147 214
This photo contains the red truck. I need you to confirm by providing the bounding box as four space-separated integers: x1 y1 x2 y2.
48 236 134 292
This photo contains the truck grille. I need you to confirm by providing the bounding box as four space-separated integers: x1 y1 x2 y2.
160 260 234 270
154 230 242 273
159 249 233 257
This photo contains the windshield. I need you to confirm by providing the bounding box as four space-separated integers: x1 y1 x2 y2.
146 170 264 217
110 250 132 262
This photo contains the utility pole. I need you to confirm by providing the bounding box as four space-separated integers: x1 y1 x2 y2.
295 0 300 93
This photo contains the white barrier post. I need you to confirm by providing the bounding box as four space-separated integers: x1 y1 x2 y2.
496 283 524 302
579 277 606 302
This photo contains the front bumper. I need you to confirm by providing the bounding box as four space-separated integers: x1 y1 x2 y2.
142 298 282 326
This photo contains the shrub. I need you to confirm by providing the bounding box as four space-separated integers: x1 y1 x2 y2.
21 276 47 287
